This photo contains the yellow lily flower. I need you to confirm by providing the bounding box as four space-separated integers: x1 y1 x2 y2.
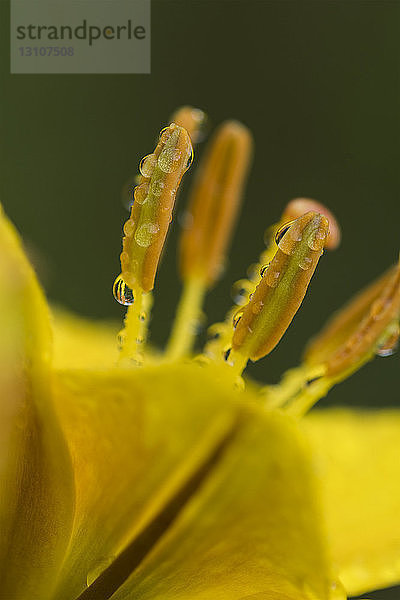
1 108 399 600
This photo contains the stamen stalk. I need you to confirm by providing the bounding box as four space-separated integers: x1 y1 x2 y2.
166 277 206 360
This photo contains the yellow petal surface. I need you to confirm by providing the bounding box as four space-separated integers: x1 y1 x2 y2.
0 208 74 600
68 371 340 600
303 408 400 596
52 307 119 369
52 363 243 599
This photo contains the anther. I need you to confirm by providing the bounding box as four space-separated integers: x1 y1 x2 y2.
119 123 193 294
179 120 253 288
232 212 329 362
283 198 341 250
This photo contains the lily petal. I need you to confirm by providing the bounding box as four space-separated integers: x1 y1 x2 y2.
52 363 244 599
52 308 119 369
65 372 340 600
304 408 400 596
0 207 74 599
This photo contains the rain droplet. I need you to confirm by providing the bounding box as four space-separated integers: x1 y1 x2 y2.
275 220 296 246
117 329 126 350
299 256 313 270
113 275 135 306
223 347 232 362
139 153 157 177
158 147 183 173
376 326 399 357
246 262 259 281
123 220 135 237
150 179 165 197
259 263 270 277
231 280 252 305
232 310 243 328
133 184 148 206
184 146 194 172
134 223 160 247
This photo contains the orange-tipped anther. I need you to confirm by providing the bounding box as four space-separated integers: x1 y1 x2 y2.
283 198 341 250
305 260 400 376
232 212 329 362
179 120 253 287
119 123 193 293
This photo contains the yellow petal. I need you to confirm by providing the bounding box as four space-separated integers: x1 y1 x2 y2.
0 207 74 599
303 408 400 596
62 365 339 600
52 307 119 369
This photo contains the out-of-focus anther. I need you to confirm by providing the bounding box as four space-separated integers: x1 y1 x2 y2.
166 120 253 360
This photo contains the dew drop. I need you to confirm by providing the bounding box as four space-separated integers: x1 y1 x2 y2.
133 184 148 206
158 147 183 173
275 220 296 245
246 262 259 281
150 179 165 197
231 280 252 305
299 256 313 270
207 323 225 340
117 329 126 350
139 153 157 177
87 556 115 587
123 220 135 237
259 263 270 277
113 275 135 306
184 146 194 172
223 347 232 363
232 310 243 328
134 223 160 247
376 326 399 357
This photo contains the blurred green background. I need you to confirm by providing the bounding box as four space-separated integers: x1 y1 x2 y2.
1 2 399 596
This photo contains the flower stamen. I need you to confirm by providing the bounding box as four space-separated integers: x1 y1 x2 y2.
114 123 193 363
166 120 253 360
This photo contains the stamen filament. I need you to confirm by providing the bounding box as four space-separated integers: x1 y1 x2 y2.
165 278 206 360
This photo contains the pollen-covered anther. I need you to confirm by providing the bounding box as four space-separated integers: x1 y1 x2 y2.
321 260 400 376
232 212 329 362
179 120 253 288
119 123 193 294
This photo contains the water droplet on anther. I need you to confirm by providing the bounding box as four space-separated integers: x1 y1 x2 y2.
299 256 313 270
231 280 252 305
134 184 148 206
158 147 182 173
123 220 135 237
184 145 194 172
260 263 270 277
139 154 157 178
376 325 399 357
224 347 232 362
275 220 296 245
232 310 243 328
134 223 159 247
139 312 146 322
113 275 135 306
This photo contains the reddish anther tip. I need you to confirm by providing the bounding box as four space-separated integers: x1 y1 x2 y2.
283 198 341 250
